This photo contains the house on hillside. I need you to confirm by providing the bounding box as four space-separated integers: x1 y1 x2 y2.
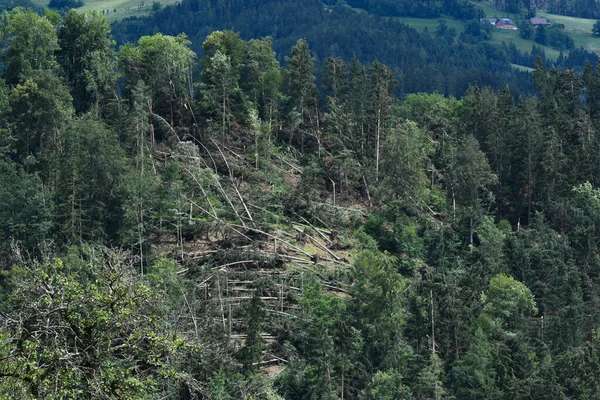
481 17 518 30
495 18 517 29
530 17 551 27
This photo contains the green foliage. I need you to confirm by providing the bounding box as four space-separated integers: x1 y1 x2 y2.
202 49 238 138
351 250 412 371
58 10 115 114
112 0 545 98
361 369 411 400
238 291 268 374
397 92 460 122
0 248 195 399
119 33 195 125
48 0 83 9
1 11 600 399
378 120 431 206
448 135 498 246
0 157 53 255
450 327 500 399
534 24 575 50
414 352 446 400
243 37 283 126
8 70 73 164
0 78 11 155
593 20 600 36
351 226 379 252
482 273 538 331
278 273 347 399
202 29 246 74
520 19 534 39
49 115 126 243
285 38 317 151
0 7 58 85
145 257 185 311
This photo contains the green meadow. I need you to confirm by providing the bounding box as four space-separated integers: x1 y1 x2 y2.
479 1 600 57
393 1 600 66
536 10 600 54
30 0 179 20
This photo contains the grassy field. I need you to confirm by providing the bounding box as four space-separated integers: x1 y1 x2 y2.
511 63 535 71
536 10 595 33
490 28 562 58
479 1 600 56
477 1 562 57
30 0 179 20
395 5 562 61
536 11 600 54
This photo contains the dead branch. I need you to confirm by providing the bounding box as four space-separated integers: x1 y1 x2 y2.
229 224 314 259
211 260 257 270
273 153 302 173
292 212 332 244
233 184 253 222
292 226 340 261
210 138 233 181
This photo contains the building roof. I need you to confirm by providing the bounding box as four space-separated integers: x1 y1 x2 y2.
482 17 516 27
530 17 550 25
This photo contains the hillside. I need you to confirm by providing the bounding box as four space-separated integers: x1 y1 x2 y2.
3 6 600 397
109 0 600 97
111 0 535 97
26 0 175 20
395 1 600 64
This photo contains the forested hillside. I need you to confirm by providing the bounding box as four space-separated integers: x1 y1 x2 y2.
110 0 600 98
4 5 600 399
112 0 539 97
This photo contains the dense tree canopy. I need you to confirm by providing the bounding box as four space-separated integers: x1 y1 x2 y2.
0 6 600 399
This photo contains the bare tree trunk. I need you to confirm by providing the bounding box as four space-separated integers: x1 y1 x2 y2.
71 177 76 241
222 95 227 141
431 289 436 357
527 129 532 224
138 113 144 274
300 99 305 153
148 100 155 144
217 275 226 330
469 215 473 252
376 107 381 180
363 175 373 208
341 365 345 400
329 178 336 207
255 131 259 169
139 206 144 275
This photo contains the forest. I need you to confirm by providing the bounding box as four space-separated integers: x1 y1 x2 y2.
112 0 531 98
3 3 600 399
110 0 600 99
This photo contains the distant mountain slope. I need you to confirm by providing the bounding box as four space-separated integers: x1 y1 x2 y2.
111 0 533 97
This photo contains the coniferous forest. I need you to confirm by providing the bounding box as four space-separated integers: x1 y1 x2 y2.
4 1 600 399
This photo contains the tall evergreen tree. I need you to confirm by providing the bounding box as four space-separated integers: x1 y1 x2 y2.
368 61 395 180
285 38 317 152
57 10 115 114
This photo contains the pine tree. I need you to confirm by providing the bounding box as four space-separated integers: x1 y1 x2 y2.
285 39 317 152
368 61 395 180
